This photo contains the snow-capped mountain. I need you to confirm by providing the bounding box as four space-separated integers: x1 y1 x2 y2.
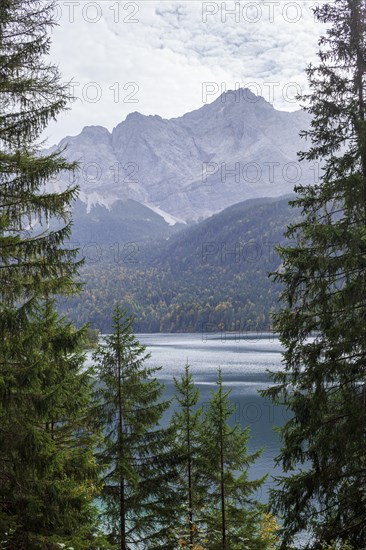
50 88 312 222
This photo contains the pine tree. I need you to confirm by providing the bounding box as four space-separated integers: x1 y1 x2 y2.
263 0 366 547
0 0 79 324
93 306 176 549
200 369 266 550
169 364 207 549
0 300 105 548
0 2 106 546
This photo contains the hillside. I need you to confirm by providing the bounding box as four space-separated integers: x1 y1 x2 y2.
59 195 299 332
70 198 184 244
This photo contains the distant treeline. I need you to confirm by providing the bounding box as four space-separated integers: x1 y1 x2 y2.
59 198 296 332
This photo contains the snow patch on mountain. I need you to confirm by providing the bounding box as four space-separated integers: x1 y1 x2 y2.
78 191 115 214
144 204 186 226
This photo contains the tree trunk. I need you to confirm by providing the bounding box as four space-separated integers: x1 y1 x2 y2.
186 388 193 547
219 389 226 550
117 327 127 550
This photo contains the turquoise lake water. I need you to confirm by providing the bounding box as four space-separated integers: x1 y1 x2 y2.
86 331 310 546
138 332 288 503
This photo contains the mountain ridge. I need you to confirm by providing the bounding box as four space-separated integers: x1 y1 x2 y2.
59 194 298 332
49 88 312 222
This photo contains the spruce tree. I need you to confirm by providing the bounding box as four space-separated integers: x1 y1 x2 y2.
0 300 104 548
93 306 176 549
0 2 99 545
263 0 366 547
169 364 207 549
200 369 266 550
0 0 79 323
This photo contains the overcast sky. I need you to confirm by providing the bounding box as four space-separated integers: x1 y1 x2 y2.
45 0 325 144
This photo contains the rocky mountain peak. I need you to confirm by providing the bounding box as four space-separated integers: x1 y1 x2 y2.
49 90 312 222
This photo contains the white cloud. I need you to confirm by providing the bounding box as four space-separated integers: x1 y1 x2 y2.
45 0 324 144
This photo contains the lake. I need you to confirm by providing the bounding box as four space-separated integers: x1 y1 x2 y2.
87 331 309 545
138 331 289 503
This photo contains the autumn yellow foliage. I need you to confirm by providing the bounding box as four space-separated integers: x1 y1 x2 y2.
259 512 280 549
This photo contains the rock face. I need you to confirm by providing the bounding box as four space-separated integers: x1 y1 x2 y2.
50 88 312 222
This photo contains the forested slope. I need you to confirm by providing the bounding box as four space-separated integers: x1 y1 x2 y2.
59 196 298 332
